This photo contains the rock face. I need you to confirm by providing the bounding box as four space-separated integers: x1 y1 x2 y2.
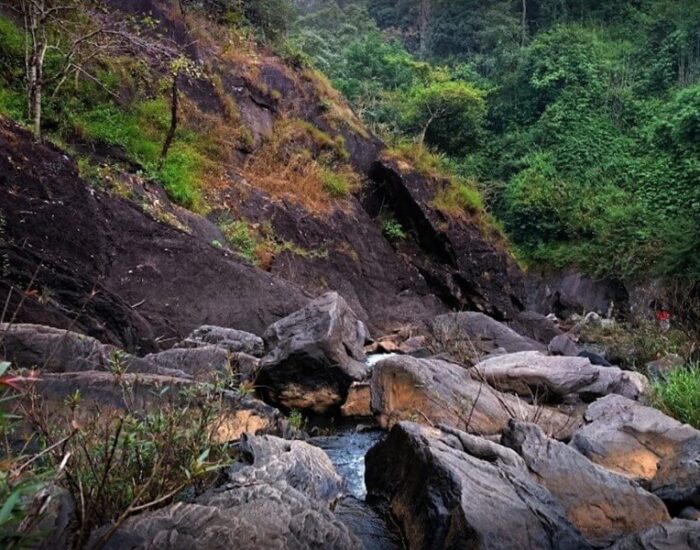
608 519 700 550
0 119 309 352
101 436 360 550
431 312 545 356
570 394 700 480
649 437 700 511
177 325 265 357
370 355 575 437
473 351 649 402
257 293 371 413
368 159 526 321
502 421 669 547
365 422 590 550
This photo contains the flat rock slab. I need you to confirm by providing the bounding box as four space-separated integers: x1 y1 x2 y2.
502 421 669 547
570 394 700 480
257 292 370 414
365 422 590 550
473 351 649 402
370 355 576 438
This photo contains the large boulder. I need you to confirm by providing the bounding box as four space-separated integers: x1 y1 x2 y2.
99 483 361 550
502 421 669 547
370 355 575 437
365 422 590 549
510 310 563 344
570 394 700 480
649 437 700 511
333 497 403 550
430 312 545 358
608 519 700 550
223 435 343 505
473 351 649 403
256 292 371 414
176 325 265 357
100 435 360 549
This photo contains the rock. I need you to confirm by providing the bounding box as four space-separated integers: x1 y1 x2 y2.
473 351 648 402
223 435 343 504
370 355 575 438
649 437 700 510
334 497 402 550
98 483 361 550
365 422 591 549
646 353 686 380
548 333 581 356
679 507 700 521
510 310 563 344
142 346 232 380
431 312 545 358
26 371 284 441
502 421 669 546
570 394 700 480
177 325 265 357
607 519 700 550
257 292 371 414
578 350 612 366
341 382 372 417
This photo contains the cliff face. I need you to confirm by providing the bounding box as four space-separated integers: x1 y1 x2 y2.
0 0 524 351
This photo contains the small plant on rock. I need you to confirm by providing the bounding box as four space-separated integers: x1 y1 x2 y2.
382 217 407 242
287 409 305 431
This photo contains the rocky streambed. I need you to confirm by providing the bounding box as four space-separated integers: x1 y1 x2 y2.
2 292 700 549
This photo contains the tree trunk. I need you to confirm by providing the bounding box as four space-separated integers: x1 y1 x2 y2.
521 0 527 47
418 112 437 147
160 74 179 165
418 0 431 57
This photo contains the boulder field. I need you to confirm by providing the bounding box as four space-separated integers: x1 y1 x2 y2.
4 289 700 549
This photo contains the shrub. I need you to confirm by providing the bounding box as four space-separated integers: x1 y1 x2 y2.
220 220 257 264
653 364 700 428
287 409 305 430
382 217 407 242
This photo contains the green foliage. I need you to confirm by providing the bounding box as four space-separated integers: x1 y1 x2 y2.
219 220 258 264
653 364 700 428
382 217 407 242
287 409 305 430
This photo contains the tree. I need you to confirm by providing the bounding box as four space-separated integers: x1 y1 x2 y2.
400 80 486 154
8 0 107 139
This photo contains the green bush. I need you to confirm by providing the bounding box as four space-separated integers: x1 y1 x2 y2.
653 364 700 428
382 217 406 241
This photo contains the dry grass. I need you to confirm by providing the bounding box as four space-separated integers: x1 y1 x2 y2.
243 117 360 214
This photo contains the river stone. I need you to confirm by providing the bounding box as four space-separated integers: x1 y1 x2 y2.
649 436 700 509
473 351 649 402
502 421 669 546
257 292 371 414
365 422 590 550
177 325 265 357
142 346 231 380
570 394 700 480
607 519 700 550
98 482 361 550
431 312 545 357
370 355 576 438
223 434 343 504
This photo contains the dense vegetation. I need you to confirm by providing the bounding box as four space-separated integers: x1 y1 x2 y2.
291 0 700 282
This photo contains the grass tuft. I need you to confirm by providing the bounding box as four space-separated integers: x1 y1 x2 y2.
652 363 700 428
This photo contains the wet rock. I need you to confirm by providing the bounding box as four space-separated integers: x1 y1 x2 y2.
257 292 371 414
431 312 545 357
646 353 686 381
578 350 612 367
177 325 265 357
341 382 372 417
649 437 700 511
370 355 575 438
334 497 402 550
502 421 669 546
607 519 700 550
365 422 590 550
473 352 649 403
570 394 700 480
548 333 581 356
98 483 361 550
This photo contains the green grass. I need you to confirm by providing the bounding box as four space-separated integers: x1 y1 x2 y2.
652 363 700 428
432 180 484 217
219 220 258 264
320 167 353 197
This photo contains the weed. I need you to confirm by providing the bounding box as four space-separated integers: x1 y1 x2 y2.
287 409 305 431
652 363 700 428
382 217 407 242
220 220 257 264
